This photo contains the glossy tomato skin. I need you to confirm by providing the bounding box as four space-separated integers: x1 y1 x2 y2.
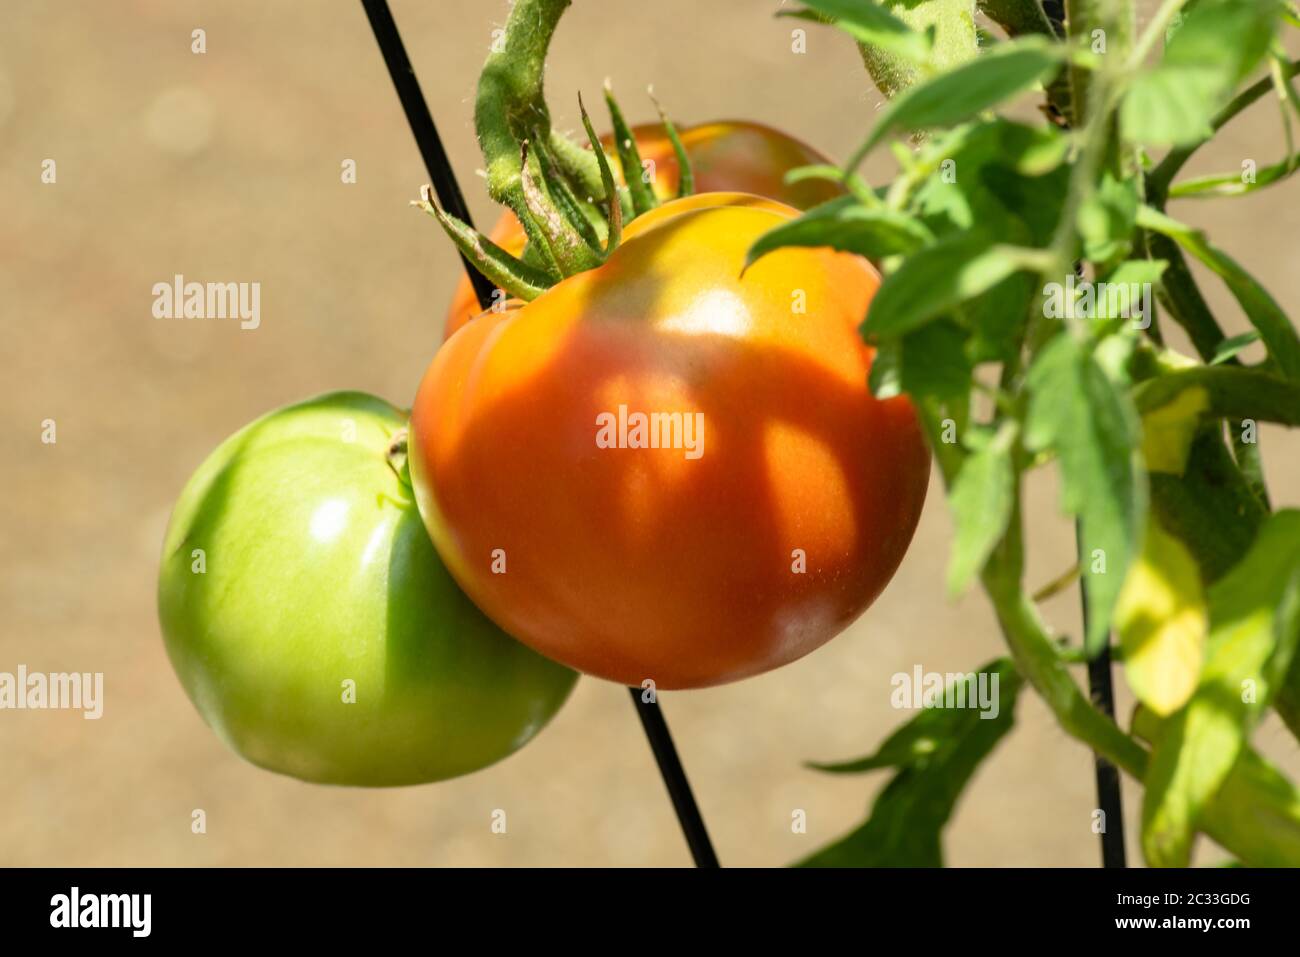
444 120 842 339
158 392 577 786
411 194 930 690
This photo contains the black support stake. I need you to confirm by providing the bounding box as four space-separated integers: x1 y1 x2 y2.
360 0 719 868
360 0 497 309
1078 519 1128 868
1042 0 1128 869
629 687 719 867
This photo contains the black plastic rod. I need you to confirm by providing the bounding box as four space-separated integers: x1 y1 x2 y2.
361 0 497 308
360 0 719 868
1078 519 1128 868
629 687 720 867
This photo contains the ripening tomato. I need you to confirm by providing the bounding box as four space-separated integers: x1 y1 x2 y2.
444 120 842 338
157 392 577 785
410 193 930 689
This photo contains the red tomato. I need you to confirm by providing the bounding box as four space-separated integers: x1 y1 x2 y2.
444 120 842 339
410 193 930 689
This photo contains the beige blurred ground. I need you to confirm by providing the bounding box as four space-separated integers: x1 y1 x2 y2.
1 1 1297 867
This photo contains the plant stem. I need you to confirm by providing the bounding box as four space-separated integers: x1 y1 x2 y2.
1147 60 1300 204
1124 0 1185 70
475 0 573 272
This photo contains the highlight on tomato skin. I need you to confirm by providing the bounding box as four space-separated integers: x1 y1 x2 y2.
412 192 931 690
443 119 843 339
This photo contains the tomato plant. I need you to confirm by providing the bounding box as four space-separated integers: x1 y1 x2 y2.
157 392 576 786
414 0 1300 866
751 0 1300 867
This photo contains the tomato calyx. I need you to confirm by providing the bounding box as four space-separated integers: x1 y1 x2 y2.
411 0 694 302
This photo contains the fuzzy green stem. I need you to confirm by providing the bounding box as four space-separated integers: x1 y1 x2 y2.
475 0 574 274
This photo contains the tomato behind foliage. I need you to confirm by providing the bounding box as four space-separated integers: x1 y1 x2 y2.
444 120 842 338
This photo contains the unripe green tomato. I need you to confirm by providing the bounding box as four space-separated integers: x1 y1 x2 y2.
157 391 577 786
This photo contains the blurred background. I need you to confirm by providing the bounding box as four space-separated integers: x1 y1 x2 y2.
2 0 1297 867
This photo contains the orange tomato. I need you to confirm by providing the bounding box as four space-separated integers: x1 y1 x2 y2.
410 193 930 689
444 120 843 338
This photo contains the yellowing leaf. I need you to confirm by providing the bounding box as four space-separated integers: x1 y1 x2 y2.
1115 519 1207 716
1140 385 1209 475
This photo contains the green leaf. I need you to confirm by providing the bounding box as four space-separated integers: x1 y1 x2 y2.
850 37 1065 164
1138 205 1300 380
867 316 973 401
1210 331 1260 364
1149 427 1269 585
782 0 932 63
1134 706 1300 866
1121 0 1281 147
1078 172 1139 263
1076 259 1167 331
946 423 1016 596
798 659 1021 867
1141 510 1300 867
862 232 1047 338
744 196 932 269
909 120 1069 248
1115 519 1207 716
1138 384 1209 475
1025 335 1146 654
1203 747 1300 866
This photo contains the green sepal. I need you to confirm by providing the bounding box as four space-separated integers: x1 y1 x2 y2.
520 141 605 276
649 89 694 198
413 187 554 302
579 93 622 255
531 136 604 253
604 82 658 216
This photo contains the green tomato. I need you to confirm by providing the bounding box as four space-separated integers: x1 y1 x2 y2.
157 391 577 786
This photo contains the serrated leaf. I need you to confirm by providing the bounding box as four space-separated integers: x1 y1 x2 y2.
1115 519 1207 716
1138 205 1300 379
1025 335 1146 654
745 195 932 268
783 0 932 63
863 232 1045 338
867 317 972 401
1141 510 1300 867
1121 0 1281 147
799 659 1021 867
910 120 1069 255
851 37 1065 162
946 423 1016 596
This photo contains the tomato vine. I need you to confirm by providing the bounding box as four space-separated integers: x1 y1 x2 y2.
422 0 1300 867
